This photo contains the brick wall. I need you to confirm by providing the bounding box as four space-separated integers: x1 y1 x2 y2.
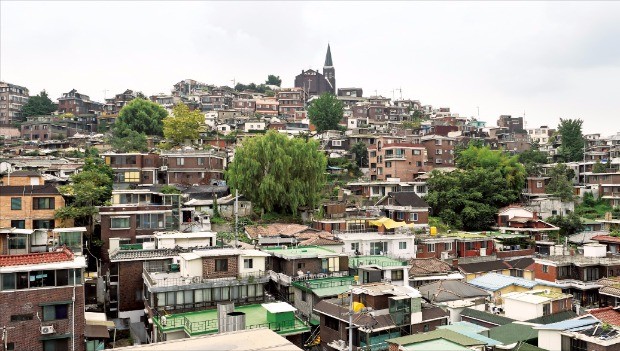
0 286 85 351
0 193 66 229
202 256 239 279
533 262 558 282
282 258 323 277
118 260 145 312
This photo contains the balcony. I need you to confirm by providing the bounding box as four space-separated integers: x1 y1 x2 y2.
268 270 349 286
554 279 603 289
144 268 270 292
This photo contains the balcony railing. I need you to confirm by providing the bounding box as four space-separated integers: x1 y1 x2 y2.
555 279 603 288
144 268 269 290
269 270 349 286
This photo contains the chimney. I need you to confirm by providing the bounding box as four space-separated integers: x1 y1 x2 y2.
532 211 538 220
452 259 459 269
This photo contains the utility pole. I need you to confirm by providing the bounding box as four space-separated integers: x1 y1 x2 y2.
348 288 353 351
234 189 239 248
102 89 109 100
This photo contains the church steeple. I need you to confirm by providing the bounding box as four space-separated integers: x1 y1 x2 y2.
324 44 333 67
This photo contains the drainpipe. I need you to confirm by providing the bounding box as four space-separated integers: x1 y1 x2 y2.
72 268 76 351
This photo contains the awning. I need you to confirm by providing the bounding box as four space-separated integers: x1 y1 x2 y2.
84 325 110 339
369 217 408 229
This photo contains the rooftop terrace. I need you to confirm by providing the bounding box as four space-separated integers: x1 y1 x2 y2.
291 276 356 298
262 245 341 259
153 303 310 337
349 255 409 268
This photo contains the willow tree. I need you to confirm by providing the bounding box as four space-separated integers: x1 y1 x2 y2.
226 131 327 215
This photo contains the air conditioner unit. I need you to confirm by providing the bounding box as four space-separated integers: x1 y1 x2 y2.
41 325 55 335
160 166 168 171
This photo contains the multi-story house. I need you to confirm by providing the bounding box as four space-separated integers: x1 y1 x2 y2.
0 183 66 230
421 135 456 167
255 99 279 116
534 244 620 307
0 81 29 125
276 89 305 119
21 114 98 141
149 94 178 111
103 152 163 186
586 172 620 207
199 92 231 111
534 316 620 351
497 115 524 134
527 125 554 146
0 248 87 351
103 89 137 115
375 191 430 227
349 255 412 286
338 88 363 97
415 233 496 260
368 139 427 182
231 98 256 115
160 150 226 185
333 226 418 259
57 89 103 115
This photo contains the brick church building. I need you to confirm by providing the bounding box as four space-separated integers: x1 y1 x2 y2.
294 44 336 96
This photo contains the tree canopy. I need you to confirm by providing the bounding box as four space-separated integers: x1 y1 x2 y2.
426 145 526 231
163 103 203 145
226 130 327 215
547 213 584 237
546 163 575 201
592 160 607 173
265 75 282 87
350 142 369 168
21 90 57 117
116 98 168 136
518 145 548 176
108 122 148 152
308 93 344 133
557 118 585 162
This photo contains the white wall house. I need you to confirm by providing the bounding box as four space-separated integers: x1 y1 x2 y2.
503 290 573 321
238 250 270 275
335 231 417 259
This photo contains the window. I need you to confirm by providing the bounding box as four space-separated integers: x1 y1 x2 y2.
110 217 130 229
413 150 421 155
215 259 228 272
370 241 387 255
301 290 307 302
59 232 81 250
11 197 21 210
244 259 253 269
536 181 543 188
542 303 551 316
399 242 407 250
444 242 453 251
42 338 69 351
332 140 342 147
8 235 26 250
435 139 442 146
397 211 404 220
176 158 185 166
30 270 56 287
385 161 392 168
43 304 69 321
33 220 54 230
435 149 442 155
1 273 15 290
10 220 25 229
427 243 436 252
198 157 205 165
542 265 549 273
351 243 360 252
33 197 55 210
423 324 430 332
137 213 164 229
411 213 419 222
325 315 339 331
391 270 404 281
297 262 305 270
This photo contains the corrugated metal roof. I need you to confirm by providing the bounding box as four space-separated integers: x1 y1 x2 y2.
468 272 557 292
534 316 599 331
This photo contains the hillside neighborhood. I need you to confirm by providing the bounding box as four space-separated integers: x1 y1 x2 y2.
4 45 620 351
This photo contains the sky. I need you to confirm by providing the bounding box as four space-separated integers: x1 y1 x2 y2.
2 1 620 134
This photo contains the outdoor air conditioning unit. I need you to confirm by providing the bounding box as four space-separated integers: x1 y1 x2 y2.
40 325 55 335
160 166 168 171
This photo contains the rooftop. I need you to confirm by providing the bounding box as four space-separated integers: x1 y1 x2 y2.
489 322 538 344
589 307 620 327
349 255 408 268
437 323 502 346
154 303 309 337
418 280 489 303
408 258 454 277
468 273 560 292
386 329 486 347
0 247 74 267
534 254 620 267
460 307 515 326
534 316 599 331
503 289 572 304
457 260 510 274
262 245 341 259
291 275 356 298
109 248 179 262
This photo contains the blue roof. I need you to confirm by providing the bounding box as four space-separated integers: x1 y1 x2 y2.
534 316 599 331
468 273 557 292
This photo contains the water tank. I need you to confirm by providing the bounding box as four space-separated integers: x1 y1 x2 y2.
583 243 607 258
224 312 246 332
217 303 235 333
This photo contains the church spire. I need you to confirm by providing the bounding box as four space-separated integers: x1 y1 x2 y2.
324 44 333 67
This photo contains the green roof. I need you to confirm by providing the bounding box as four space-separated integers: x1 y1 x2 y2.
292 276 355 298
460 307 515 326
489 323 538 344
349 255 408 268
403 339 472 351
514 343 547 351
262 245 339 258
387 329 485 347
153 303 310 337
525 310 577 324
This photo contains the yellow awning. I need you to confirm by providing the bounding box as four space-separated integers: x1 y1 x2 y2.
369 217 407 229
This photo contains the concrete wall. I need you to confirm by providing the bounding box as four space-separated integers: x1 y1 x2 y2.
538 329 562 351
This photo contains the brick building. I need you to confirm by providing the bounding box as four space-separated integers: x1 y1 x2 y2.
0 81 29 125
103 152 163 186
160 151 226 185
57 89 103 115
103 89 137 115
0 183 67 230
421 135 456 167
368 138 427 181
276 89 305 118
294 44 336 96
0 248 87 351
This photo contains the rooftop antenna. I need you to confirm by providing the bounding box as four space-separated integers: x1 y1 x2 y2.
477 106 480 119
103 89 109 100
231 78 236 88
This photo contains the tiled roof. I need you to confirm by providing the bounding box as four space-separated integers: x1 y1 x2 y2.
409 258 454 277
592 235 620 244
0 247 74 267
418 280 489 303
313 300 394 330
589 307 620 326
460 308 515 326
506 257 535 270
421 306 449 321
598 277 620 298
109 248 179 262
245 224 314 239
297 235 342 246
458 260 510 274
387 192 429 208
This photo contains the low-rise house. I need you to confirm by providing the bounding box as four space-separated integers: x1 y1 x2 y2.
468 273 563 308
0 248 87 351
103 152 162 186
502 289 573 322
386 329 488 351
592 234 620 254
534 316 613 351
333 226 417 259
418 280 490 323
243 119 266 132
291 275 356 323
349 255 411 286
598 276 620 307
375 192 429 227
589 306 620 327
408 257 463 287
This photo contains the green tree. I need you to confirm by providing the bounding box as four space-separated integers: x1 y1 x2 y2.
557 118 585 162
546 163 575 201
21 90 57 117
163 103 203 145
592 160 607 173
108 122 148 152
547 213 584 237
116 98 168 136
308 93 344 133
226 130 327 215
350 142 369 167
55 157 113 233
456 144 526 192
518 145 548 176
425 167 520 230
265 75 282 87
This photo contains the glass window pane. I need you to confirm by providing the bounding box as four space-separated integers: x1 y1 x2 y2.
56 270 69 286
1 273 15 290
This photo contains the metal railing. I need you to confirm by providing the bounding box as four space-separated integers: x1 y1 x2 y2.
144 268 269 288
269 270 349 286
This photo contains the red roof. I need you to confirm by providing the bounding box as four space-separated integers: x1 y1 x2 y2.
589 307 620 326
0 247 74 267
592 235 620 244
